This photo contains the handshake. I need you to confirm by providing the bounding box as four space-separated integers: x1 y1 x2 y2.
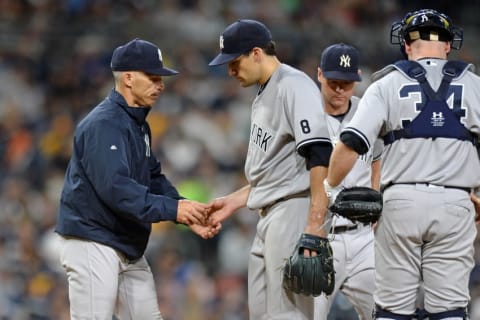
175 196 239 239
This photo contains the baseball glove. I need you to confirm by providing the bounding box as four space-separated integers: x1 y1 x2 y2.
282 233 335 297
329 186 383 224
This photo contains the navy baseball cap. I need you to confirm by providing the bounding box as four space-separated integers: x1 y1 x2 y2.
209 19 272 66
320 43 361 82
110 38 179 76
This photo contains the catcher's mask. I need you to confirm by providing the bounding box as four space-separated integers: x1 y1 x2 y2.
390 9 463 56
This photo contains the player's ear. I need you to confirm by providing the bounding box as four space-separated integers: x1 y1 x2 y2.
317 67 323 82
404 43 413 56
123 71 134 87
252 47 262 63
445 41 451 55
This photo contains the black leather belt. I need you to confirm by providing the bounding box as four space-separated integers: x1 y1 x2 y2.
383 183 470 194
443 185 471 193
330 224 358 234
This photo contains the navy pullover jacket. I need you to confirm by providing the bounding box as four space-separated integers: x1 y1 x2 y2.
55 89 181 260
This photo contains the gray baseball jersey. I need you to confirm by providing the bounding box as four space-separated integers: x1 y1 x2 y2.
344 58 480 189
342 58 480 315
245 63 331 319
245 63 330 209
327 96 382 226
315 96 379 319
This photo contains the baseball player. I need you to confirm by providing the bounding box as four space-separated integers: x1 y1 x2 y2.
55 39 219 319
324 9 480 319
314 43 381 319
207 19 333 319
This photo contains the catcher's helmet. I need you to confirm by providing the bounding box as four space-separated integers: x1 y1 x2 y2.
391 9 463 51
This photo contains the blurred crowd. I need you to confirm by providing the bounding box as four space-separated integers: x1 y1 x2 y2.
1 0 480 319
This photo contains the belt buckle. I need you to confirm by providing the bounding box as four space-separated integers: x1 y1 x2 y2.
258 197 285 217
258 207 267 217
259 202 275 217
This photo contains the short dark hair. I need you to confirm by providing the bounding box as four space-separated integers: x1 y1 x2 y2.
264 41 276 56
243 40 276 57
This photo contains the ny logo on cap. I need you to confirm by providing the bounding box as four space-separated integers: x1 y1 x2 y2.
157 49 163 62
421 14 429 23
339 54 351 68
219 36 224 49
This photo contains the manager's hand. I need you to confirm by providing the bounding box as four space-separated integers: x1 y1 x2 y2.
176 199 209 225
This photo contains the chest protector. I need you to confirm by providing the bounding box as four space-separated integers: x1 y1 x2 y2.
382 60 476 145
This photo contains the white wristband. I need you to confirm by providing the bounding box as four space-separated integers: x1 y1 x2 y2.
323 179 333 196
